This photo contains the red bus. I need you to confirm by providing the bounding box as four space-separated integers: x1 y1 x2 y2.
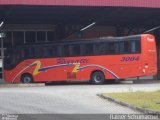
4 34 157 84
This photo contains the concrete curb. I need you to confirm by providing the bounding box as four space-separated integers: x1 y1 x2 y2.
133 80 160 84
97 94 160 115
0 83 45 88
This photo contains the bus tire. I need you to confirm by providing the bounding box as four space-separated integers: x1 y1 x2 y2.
91 71 105 85
21 74 33 84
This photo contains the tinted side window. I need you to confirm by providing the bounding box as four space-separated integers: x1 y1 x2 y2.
114 42 119 53
4 50 10 62
118 41 130 54
24 47 30 59
82 44 93 56
4 49 11 68
43 47 51 58
118 40 140 54
26 46 59 58
11 48 21 65
109 42 116 54
119 41 125 53
135 40 141 53
131 41 136 53
71 44 81 56
95 42 108 55
9 51 15 67
49 46 58 57
19 48 25 61
62 45 70 57
130 40 141 53
34 47 43 58
124 41 131 53
30 47 36 58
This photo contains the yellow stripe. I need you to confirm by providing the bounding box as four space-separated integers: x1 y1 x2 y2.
33 61 41 76
72 63 80 73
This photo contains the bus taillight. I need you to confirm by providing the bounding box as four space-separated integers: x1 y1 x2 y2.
144 63 149 69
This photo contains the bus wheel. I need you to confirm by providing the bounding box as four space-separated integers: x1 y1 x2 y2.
21 74 33 84
91 71 105 85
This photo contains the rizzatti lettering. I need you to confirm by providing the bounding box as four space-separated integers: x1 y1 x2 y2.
57 58 89 64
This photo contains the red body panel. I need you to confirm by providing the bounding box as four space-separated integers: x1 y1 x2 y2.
141 34 157 76
4 34 157 83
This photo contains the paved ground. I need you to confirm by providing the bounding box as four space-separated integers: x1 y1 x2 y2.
0 82 160 115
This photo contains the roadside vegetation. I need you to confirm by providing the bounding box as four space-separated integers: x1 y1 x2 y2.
102 90 160 111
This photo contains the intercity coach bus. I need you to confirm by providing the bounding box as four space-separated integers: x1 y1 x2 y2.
4 34 157 84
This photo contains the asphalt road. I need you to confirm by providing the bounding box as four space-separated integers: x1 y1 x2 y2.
0 82 160 120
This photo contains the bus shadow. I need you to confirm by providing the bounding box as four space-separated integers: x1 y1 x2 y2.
44 80 126 86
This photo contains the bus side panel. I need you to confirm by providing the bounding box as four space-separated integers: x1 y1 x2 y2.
141 34 157 76
104 55 143 79
4 60 36 83
4 54 145 83
28 58 67 82
69 55 144 81
74 56 119 80
5 34 158 83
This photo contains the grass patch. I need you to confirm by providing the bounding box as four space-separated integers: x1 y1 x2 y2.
102 90 160 111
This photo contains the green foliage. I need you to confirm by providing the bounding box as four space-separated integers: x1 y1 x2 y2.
103 90 160 111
